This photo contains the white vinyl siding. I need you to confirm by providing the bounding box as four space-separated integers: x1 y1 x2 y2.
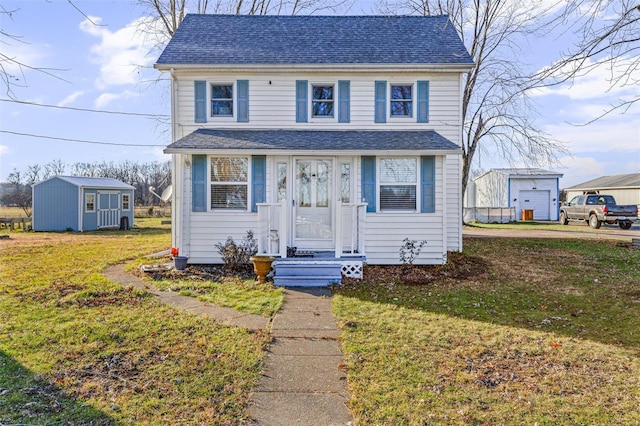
172 72 462 145
358 156 456 264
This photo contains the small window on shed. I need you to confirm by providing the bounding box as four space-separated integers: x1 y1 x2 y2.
122 194 130 211
85 193 95 212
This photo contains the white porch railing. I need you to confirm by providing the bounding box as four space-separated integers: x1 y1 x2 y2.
335 203 367 258
257 202 366 258
256 203 286 257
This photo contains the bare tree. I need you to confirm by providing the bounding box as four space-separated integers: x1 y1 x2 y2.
4 169 37 216
137 0 351 41
535 1 640 119
376 0 567 199
0 4 71 99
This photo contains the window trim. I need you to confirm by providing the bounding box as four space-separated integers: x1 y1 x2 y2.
210 82 234 117
377 157 419 212
85 193 96 213
389 83 414 118
311 83 335 118
208 155 251 211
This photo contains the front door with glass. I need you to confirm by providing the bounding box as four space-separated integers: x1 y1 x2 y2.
294 159 333 249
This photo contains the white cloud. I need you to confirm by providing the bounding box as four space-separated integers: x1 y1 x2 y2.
0 145 10 156
534 56 638 101
80 15 159 90
94 90 139 109
544 114 640 154
557 154 640 188
0 40 51 76
57 91 85 107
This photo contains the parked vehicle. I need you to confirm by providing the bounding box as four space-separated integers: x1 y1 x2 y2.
560 194 637 229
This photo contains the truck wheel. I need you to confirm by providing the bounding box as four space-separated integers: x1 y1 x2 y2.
559 211 568 225
589 214 601 229
619 221 632 230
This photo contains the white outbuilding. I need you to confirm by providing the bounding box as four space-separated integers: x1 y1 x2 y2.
467 168 563 221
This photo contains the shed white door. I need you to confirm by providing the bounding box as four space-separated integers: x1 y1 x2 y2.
519 190 550 220
98 191 120 228
294 159 333 250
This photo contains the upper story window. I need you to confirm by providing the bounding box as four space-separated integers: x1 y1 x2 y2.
210 157 248 210
312 85 334 117
211 84 233 116
379 158 417 211
390 84 413 117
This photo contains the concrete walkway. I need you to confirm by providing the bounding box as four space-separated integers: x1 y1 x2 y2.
249 287 352 425
103 265 353 425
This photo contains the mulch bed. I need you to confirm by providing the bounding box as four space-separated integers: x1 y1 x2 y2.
141 252 488 286
345 252 489 286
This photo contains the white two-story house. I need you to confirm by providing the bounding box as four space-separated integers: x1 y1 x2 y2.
155 14 473 283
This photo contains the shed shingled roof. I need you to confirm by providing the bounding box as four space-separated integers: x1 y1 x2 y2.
164 129 461 152
155 14 474 66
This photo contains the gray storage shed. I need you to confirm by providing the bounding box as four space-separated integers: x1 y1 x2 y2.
32 176 135 232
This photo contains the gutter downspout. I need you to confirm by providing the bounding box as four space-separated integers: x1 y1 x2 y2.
168 68 184 255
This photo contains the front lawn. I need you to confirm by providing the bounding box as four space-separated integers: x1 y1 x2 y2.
0 223 270 424
334 238 640 425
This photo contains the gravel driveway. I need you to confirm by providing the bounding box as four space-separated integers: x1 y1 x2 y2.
463 222 640 241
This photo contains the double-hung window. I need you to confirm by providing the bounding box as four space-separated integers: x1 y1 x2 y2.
210 157 248 209
390 84 413 117
379 158 417 210
211 84 233 116
312 85 334 117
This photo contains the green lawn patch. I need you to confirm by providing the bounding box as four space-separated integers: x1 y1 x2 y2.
149 275 283 317
334 238 640 425
0 222 270 424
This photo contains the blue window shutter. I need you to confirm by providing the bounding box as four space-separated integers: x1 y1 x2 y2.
194 81 207 123
338 80 350 123
417 80 430 123
192 155 207 212
361 156 376 213
374 81 387 123
251 156 266 213
296 80 308 123
421 156 435 213
237 80 249 122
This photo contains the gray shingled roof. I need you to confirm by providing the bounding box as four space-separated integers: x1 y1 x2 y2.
164 129 460 152
156 14 474 66
566 173 640 190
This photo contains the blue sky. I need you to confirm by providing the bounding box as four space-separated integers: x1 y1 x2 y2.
0 0 638 188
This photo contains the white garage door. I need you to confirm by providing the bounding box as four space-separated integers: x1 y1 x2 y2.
519 190 550 220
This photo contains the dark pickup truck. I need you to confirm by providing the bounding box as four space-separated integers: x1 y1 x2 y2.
560 194 637 229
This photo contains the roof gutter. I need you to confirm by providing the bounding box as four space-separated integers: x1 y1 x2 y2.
154 63 475 73
163 147 463 156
